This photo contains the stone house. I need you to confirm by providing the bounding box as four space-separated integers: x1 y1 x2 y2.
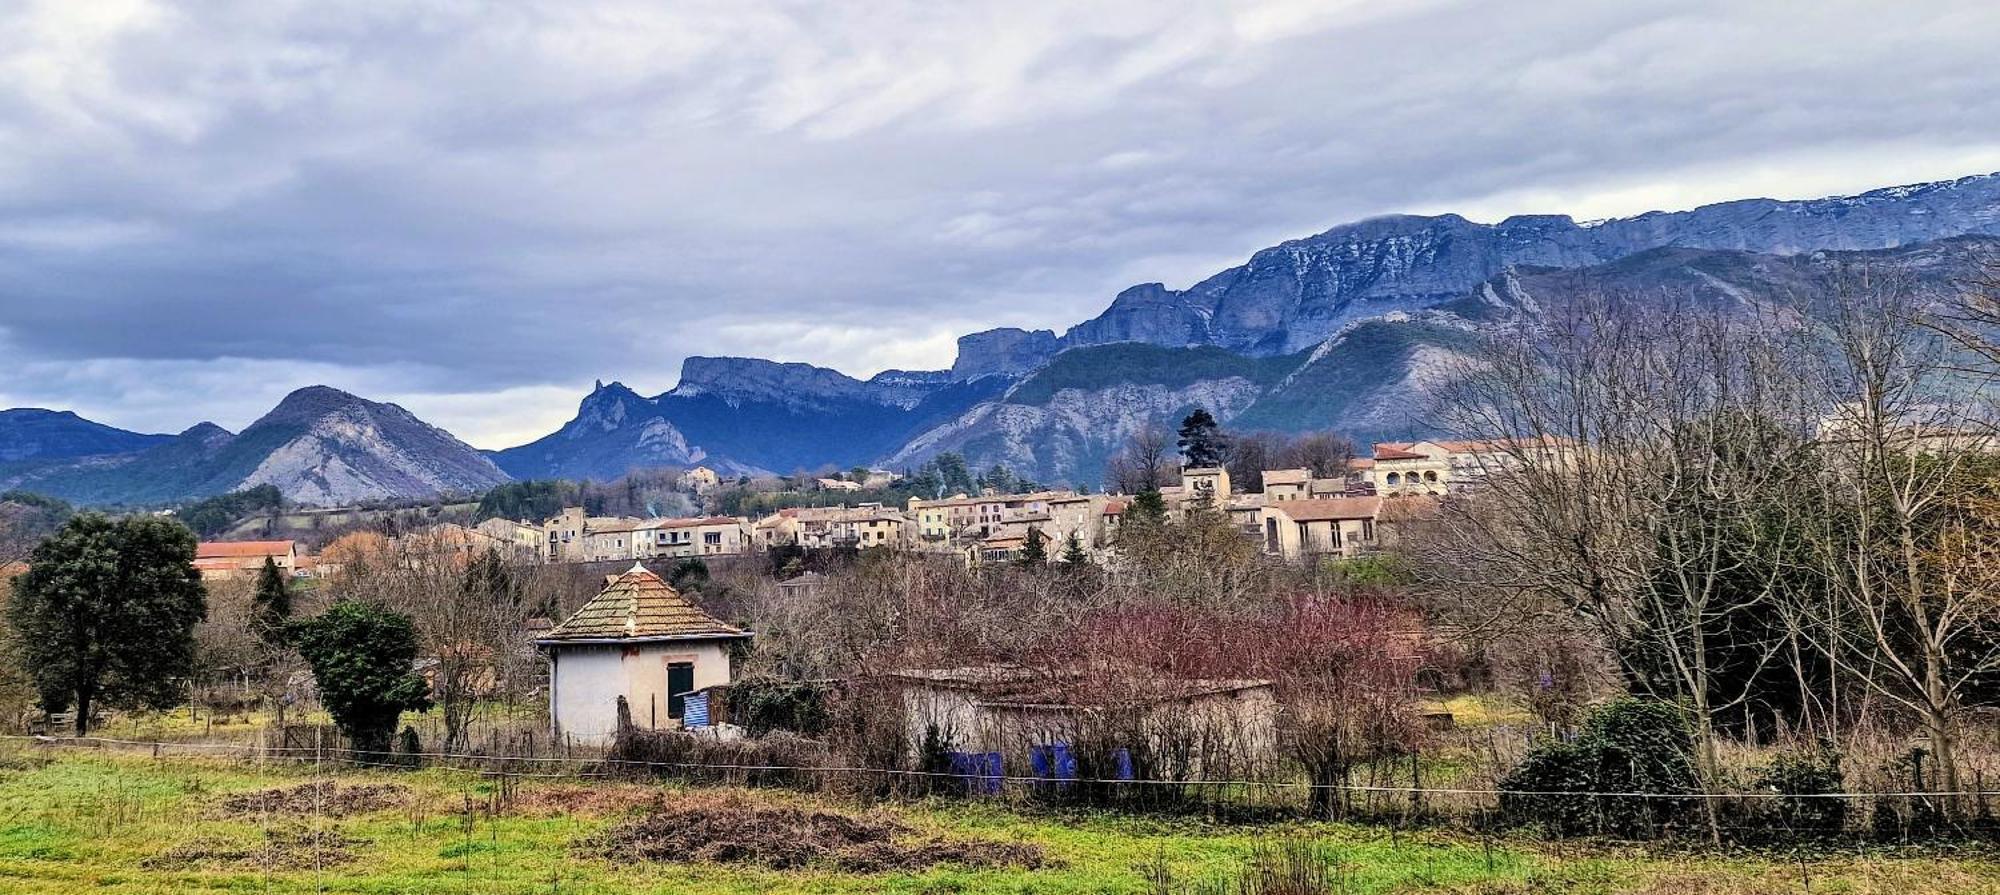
632 516 754 559
678 466 721 493
535 564 751 746
1368 438 1567 496
192 540 299 581
1258 495 1383 560
473 517 545 559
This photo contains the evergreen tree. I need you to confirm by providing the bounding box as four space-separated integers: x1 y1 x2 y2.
289 601 432 754
1127 490 1169 525
934 453 975 495
979 464 1015 494
250 556 293 648
1061 532 1091 566
1018 527 1047 565
9 514 208 735
1177 408 1229 468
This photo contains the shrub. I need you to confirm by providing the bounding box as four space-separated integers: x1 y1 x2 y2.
731 675 833 737
287 601 432 755
1498 699 1699 837
606 725 830 790
1752 741 1846 840
1497 740 1599 836
397 726 423 768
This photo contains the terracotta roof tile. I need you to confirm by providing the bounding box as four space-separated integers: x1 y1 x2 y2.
1371 448 1428 461
195 540 296 559
538 564 748 644
1267 496 1382 522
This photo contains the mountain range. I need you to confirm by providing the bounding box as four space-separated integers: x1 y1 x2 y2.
0 386 507 506
6 173 1999 505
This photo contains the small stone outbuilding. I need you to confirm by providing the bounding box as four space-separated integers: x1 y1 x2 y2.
535 563 750 746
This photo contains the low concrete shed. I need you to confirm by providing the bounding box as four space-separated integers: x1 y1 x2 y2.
889 665 1278 778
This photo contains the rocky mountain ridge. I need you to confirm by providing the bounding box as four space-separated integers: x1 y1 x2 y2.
10 173 2000 502
1054 172 2000 357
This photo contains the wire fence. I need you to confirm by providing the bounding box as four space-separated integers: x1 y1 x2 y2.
6 732 1982 796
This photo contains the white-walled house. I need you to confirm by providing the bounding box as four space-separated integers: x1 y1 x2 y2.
534 564 751 746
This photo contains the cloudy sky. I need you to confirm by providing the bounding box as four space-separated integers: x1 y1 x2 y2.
2 0 1998 447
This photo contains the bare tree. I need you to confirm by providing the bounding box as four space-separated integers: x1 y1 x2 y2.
331 533 537 750
1931 255 2000 375
1226 432 1279 493
1105 424 1174 493
1428 290 1817 841
1279 432 1357 479
1793 267 2000 808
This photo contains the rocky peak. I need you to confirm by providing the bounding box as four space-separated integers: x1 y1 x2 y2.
672 356 918 409
570 380 655 434
951 328 1059 380
257 385 386 427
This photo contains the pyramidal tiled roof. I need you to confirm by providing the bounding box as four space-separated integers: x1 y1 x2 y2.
537 564 748 644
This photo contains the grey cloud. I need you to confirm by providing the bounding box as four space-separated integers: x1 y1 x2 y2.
1 0 1998 446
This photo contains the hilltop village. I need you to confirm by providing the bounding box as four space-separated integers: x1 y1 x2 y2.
185 438 1523 580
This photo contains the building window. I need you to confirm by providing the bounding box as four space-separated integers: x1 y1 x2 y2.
667 662 695 721
1331 524 1344 549
1362 519 1375 541
1385 472 1401 485
1423 471 1439 482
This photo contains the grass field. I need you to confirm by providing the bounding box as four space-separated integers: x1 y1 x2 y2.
0 747 1994 894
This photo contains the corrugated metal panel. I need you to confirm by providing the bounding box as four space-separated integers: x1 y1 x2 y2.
683 691 710 729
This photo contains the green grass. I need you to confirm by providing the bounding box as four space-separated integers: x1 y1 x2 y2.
0 749 1991 894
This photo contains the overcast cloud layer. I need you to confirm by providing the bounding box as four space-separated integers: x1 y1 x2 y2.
2 0 1999 447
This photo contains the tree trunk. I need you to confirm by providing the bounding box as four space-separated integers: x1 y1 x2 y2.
72 689 90 737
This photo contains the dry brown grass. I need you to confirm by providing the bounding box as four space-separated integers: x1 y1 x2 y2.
512 782 669 818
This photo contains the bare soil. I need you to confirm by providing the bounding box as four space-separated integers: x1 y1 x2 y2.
144 825 358 870
217 781 409 817
589 791 1047 872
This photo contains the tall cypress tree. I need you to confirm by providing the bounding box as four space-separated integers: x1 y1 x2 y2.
250 556 293 649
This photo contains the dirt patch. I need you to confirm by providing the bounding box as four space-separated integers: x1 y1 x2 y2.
588 791 1047 873
514 784 667 818
218 781 409 817
145 825 358 870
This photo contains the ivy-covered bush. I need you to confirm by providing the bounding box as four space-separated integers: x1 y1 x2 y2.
730 675 833 737
1752 741 1846 840
1499 699 1699 837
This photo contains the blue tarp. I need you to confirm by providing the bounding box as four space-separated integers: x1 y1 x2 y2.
1030 743 1079 783
949 751 1003 794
